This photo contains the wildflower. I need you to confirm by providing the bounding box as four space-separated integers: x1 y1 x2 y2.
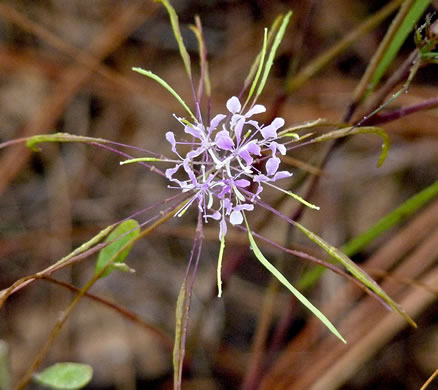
165 95 292 240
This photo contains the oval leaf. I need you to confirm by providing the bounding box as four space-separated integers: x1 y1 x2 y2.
34 362 93 390
95 219 140 278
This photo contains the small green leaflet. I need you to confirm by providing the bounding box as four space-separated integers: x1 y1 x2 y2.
95 219 140 278
33 363 93 390
244 217 346 343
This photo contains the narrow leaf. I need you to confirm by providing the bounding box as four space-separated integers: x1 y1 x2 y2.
132 67 196 121
156 0 192 79
243 15 282 91
173 280 187 389
120 157 168 165
243 28 267 109
313 126 390 167
369 0 430 92
254 11 293 102
244 217 346 343
295 221 417 328
95 219 140 278
33 363 92 390
298 180 438 290
27 133 110 151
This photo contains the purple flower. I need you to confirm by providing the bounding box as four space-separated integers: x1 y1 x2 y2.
164 96 292 239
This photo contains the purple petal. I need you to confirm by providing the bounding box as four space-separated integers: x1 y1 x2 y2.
184 125 202 138
165 131 178 154
165 165 180 180
245 104 266 117
260 117 285 139
215 130 234 150
183 162 198 186
222 198 232 213
226 96 241 114
260 124 277 139
266 157 280 176
233 203 254 212
209 211 221 220
254 173 268 183
245 141 261 155
234 118 244 144
273 171 292 181
270 141 286 155
271 117 285 129
230 210 243 225
210 114 226 130
187 146 205 159
235 179 250 188
238 149 253 165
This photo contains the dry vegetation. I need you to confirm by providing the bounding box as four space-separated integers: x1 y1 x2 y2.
0 1 437 389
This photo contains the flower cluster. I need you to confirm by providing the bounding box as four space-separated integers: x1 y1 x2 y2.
165 96 292 239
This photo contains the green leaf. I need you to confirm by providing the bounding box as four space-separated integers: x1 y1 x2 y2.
132 67 196 122
243 28 268 109
294 221 416 328
33 363 92 390
254 11 293 102
369 0 430 92
95 219 140 278
244 217 346 343
156 0 192 79
298 180 438 290
312 126 390 167
243 15 282 93
26 133 110 152
173 279 188 389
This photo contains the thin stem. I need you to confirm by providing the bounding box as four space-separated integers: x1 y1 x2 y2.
14 204 183 390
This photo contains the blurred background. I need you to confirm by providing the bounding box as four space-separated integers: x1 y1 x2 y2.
0 0 437 389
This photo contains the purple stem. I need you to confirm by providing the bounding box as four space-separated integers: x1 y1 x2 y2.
90 142 166 177
363 95 438 125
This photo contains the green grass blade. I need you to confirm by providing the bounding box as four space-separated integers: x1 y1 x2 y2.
133 67 196 121
369 0 430 92
298 180 438 290
243 28 268 110
244 217 346 343
312 126 390 167
254 11 293 103
243 15 282 93
343 179 438 256
295 222 417 328
156 0 192 79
